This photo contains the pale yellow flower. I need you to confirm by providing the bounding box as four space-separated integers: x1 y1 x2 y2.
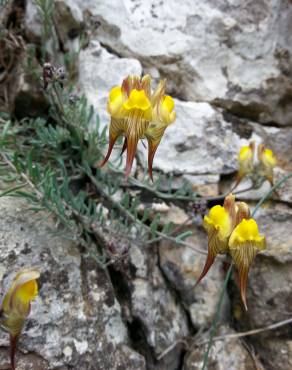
195 194 235 286
196 195 265 310
258 144 276 185
0 268 40 370
237 141 255 180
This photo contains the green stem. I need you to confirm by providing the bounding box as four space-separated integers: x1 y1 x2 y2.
250 173 292 217
201 172 292 370
201 264 233 370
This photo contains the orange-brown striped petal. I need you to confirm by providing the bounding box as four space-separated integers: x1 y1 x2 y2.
194 250 215 288
238 265 249 311
98 133 119 168
229 244 257 311
223 193 236 228
147 139 160 181
195 229 228 286
235 202 250 225
99 118 125 167
125 135 139 179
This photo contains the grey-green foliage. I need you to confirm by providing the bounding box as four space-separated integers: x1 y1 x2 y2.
0 80 198 266
34 0 54 43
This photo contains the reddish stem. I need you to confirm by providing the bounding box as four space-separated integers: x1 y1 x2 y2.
9 334 18 370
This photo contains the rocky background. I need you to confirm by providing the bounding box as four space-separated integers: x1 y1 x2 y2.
0 0 292 369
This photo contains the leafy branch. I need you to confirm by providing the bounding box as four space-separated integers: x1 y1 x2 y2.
0 71 210 272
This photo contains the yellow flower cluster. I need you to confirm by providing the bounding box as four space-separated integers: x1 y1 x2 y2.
238 141 277 185
196 194 266 310
99 75 176 179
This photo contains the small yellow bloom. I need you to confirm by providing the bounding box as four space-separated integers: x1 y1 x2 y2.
229 219 266 310
123 89 151 111
258 144 276 185
237 141 255 179
0 268 40 370
203 205 232 242
195 194 235 286
196 195 265 310
99 75 176 179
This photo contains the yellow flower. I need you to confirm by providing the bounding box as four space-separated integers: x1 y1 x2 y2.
0 268 40 370
196 195 265 310
258 144 276 185
229 219 266 310
195 194 235 286
237 141 255 180
99 75 176 179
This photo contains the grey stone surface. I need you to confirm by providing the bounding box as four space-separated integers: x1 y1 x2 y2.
151 100 242 175
159 231 229 329
126 243 190 370
45 0 292 126
256 338 292 370
184 325 255 370
0 197 145 370
7 1 292 368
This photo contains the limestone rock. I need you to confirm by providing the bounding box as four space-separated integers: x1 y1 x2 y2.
78 40 142 130
150 100 242 175
273 168 292 204
24 0 43 42
256 338 292 370
0 197 145 370
25 0 292 126
184 325 255 370
125 243 190 370
25 0 83 44
71 0 292 126
159 230 229 328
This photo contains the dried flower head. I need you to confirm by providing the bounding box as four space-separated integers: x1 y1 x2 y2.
99 75 176 179
42 63 66 89
0 268 40 370
196 194 265 310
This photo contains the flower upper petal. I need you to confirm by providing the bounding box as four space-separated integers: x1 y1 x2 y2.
238 143 254 175
262 148 276 168
160 95 176 124
229 218 266 249
108 86 124 116
204 205 232 241
123 89 151 111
